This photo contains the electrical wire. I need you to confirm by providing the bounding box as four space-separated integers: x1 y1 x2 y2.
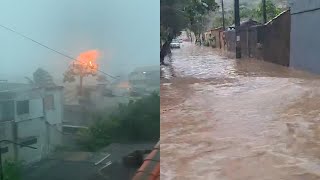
0 24 118 79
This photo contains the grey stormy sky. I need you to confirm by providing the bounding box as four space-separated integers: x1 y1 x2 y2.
0 0 159 82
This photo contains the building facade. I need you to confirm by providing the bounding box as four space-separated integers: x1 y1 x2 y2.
129 66 160 96
0 84 63 164
290 0 320 73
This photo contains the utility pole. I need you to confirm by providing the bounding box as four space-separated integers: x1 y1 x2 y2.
221 0 225 30
234 0 241 58
262 0 267 23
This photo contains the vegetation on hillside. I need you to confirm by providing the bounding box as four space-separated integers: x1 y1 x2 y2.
160 0 218 63
212 0 284 28
77 92 160 151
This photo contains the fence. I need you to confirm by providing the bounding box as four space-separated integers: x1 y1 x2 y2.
221 10 290 66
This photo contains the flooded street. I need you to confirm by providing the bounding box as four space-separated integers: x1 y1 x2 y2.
161 42 320 180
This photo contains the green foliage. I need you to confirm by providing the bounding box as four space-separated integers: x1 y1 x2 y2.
3 160 22 180
160 0 188 42
185 0 218 37
211 0 283 29
255 0 282 22
77 92 160 151
33 68 56 87
161 0 218 41
212 10 234 28
240 3 255 20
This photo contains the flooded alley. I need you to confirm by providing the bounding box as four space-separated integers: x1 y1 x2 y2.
161 42 320 180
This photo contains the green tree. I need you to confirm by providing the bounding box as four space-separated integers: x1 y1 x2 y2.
184 0 218 44
77 92 160 151
63 50 99 95
33 68 56 87
254 0 282 22
212 9 234 29
160 0 188 64
240 2 255 20
160 0 218 63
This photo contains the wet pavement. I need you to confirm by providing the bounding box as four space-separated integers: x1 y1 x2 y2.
161 42 320 180
22 143 155 180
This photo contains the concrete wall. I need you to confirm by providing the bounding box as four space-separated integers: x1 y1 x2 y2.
63 105 90 126
290 0 320 14
261 10 291 66
16 118 47 163
45 88 63 126
0 121 15 162
46 123 63 152
14 89 44 122
290 0 320 73
222 11 290 67
0 87 64 164
246 26 263 59
210 28 223 48
224 30 236 52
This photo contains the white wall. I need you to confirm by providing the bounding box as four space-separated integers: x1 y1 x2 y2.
43 88 63 154
14 89 44 122
16 118 47 163
46 123 63 152
290 0 320 74
0 121 15 162
5 87 64 164
45 88 63 126
290 0 320 14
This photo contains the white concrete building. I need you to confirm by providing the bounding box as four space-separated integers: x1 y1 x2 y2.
0 83 63 164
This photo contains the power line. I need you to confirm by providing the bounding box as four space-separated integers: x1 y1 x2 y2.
0 24 117 79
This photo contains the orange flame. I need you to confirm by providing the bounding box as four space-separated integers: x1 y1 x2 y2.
77 50 99 63
72 50 99 75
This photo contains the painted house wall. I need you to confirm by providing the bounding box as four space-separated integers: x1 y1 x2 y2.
14 89 44 122
16 118 47 163
0 121 15 161
0 86 64 164
290 0 320 73
45 88 63 126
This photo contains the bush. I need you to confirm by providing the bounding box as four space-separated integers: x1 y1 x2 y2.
3 160 22 180
77 92 160 151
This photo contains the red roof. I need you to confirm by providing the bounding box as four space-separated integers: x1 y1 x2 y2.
132 142 160 180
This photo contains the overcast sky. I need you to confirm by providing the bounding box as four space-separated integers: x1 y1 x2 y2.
0 0 159 82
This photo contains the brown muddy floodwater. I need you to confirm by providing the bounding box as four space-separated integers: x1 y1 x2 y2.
161 42 320 180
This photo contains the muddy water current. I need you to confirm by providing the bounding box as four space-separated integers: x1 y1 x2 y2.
161 42 320 180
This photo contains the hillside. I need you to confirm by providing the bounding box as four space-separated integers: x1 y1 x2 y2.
206 0 288 29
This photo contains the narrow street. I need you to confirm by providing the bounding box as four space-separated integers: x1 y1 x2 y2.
161 42 320 180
